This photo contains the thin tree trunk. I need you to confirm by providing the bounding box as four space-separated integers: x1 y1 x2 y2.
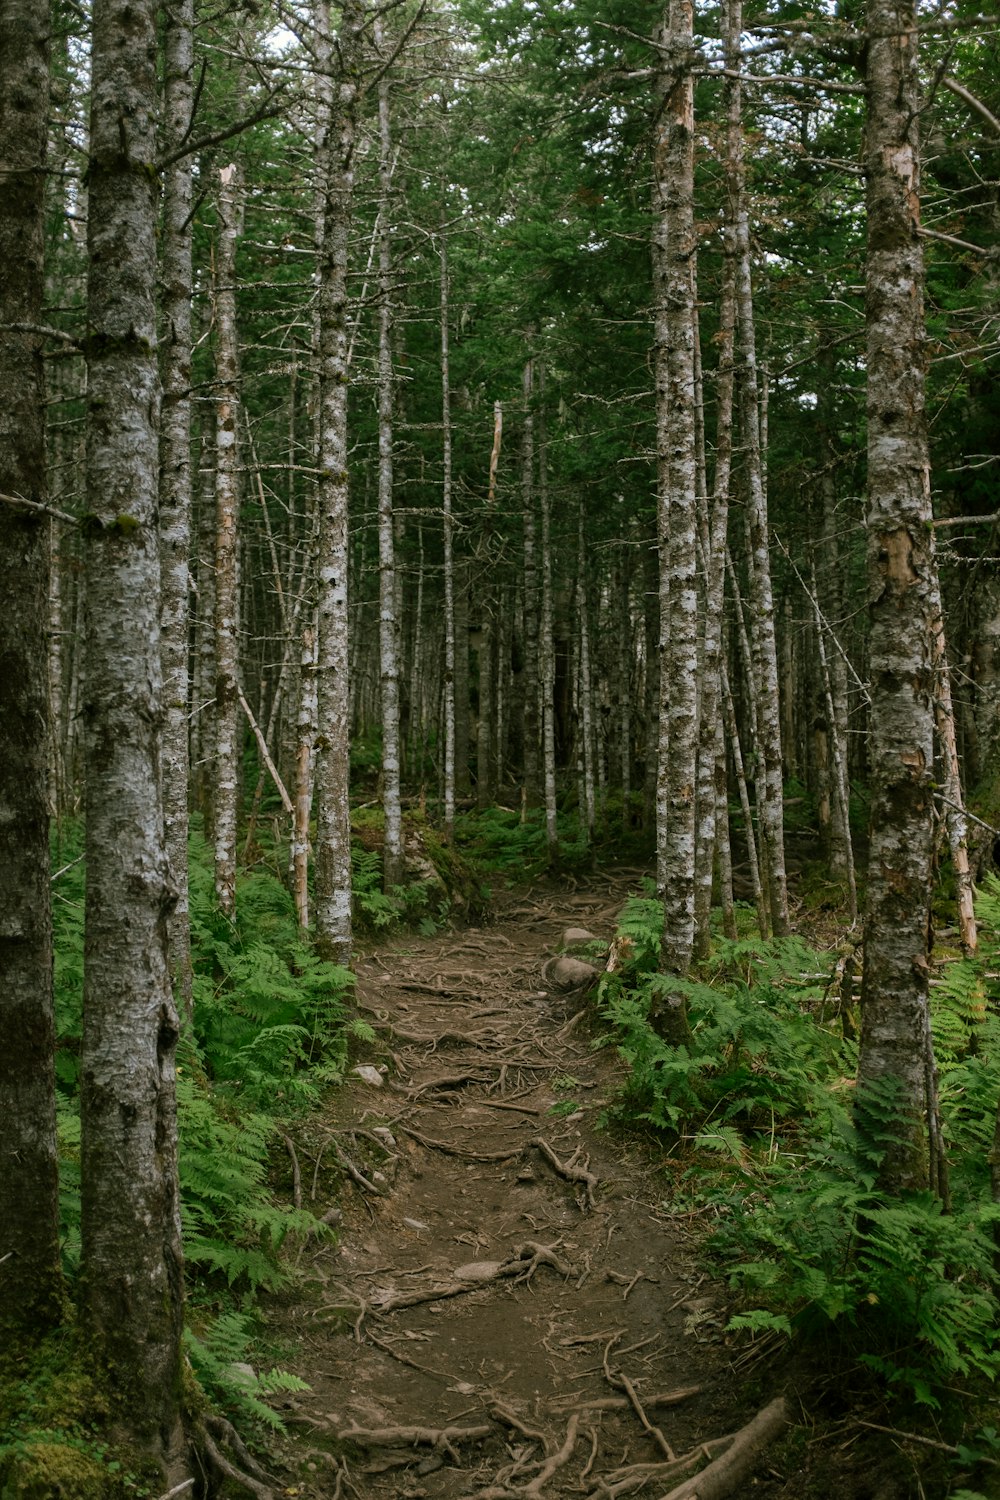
722 658 766 935
538 378 559 863
476 401 502 808
0 0 63 1338
440 230 457 839
192 417 217 832
375 43 403 891
159 0 195 1011
653 0 699 1016
81 0 185 1462
856 0 938 1194
292 621 317 929
929 582 977 955
454 557 471 798
522 357 541 810
212 162 243 919
313 0 361 966
809 560 858 921
577 502 596 838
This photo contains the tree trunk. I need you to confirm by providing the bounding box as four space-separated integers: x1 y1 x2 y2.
653 0 699 1016
440 230 457 839
159 0 195 1011
735 116 789 936
375 42 404 891
856 0 938 1194
522 358 542 810
476 401 502 807
576 502 596 838
192 416 217 832
81 0 185 1461
693 0 739 959
212 162 243 919
292 621 318 929
538 378 559 863
0 0 64 1338
313 0 361 966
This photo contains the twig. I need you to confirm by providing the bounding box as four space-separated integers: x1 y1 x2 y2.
279 1132 302 1210
0 491 79 526
237 687 292 814
856 1419 1000 1464
153 1483 195 1500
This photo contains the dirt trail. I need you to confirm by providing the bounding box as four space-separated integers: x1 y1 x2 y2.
274 874 786 1499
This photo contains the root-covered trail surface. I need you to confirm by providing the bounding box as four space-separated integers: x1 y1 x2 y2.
270 874 876 1499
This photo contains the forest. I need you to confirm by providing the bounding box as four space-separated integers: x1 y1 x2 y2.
2 0 1000 1494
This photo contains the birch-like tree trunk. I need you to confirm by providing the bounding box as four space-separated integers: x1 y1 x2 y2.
213 162 243 919
440 230 457 838
856 0 938 1193
476 401 502 807
375 46 403 890
81 0 185 1459
538 378 559 862
576 501 596 837
734 109 789 937
292 620 318 929
314 0 362 965
0 0 63 1338
159 0 195 1009
192 416 217 830
653 0 699 1014
521 358 542 810
692 0 739 959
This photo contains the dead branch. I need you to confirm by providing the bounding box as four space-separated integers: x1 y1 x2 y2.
371 1241 573 1313
329 1139 383 1194
657 1396 789 1500
532 1136 598 1208
619 1371 674 1459
279 1132 302 1210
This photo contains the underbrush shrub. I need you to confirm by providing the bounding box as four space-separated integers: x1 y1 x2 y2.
597 885 1000 1408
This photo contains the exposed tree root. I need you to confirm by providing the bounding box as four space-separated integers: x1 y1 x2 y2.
656 1396 789 1500
371 1240 573 1313
549 1385 703 1413
394 1122 521 1161
201 1427 275 1500
335 1421 492 1462
531 1136 598 1208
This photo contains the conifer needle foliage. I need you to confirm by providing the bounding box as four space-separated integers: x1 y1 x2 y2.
598 889 1000 1407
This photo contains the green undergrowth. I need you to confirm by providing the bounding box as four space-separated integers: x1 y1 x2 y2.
596 883 1000 1429
453 804 601 877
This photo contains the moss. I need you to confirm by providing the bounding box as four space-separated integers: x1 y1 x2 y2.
0 1441 107 1500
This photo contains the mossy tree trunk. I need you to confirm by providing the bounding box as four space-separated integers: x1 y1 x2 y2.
81 0 186 1465
0 0 64 1341
856 0 938 1194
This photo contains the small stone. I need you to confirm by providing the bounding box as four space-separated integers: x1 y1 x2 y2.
352 1065 384 1087
402 1217 429 1231
516 1167 536 1182
563 926 599 948
453 1260 502 1282
371 1127 396 1148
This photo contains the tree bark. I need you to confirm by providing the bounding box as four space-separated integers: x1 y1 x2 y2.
522 358 542 811
856 0 938 1194
159 0 195 1012
653 0 699 1014
81 0 185 1460
212 162 243 919
476 401 502 807
440 229 457 839
538 377 559 863
313 0 361 966
0 0 64 1339
375 39 404 891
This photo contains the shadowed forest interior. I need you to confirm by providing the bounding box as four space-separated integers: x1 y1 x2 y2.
2 0 1000 1496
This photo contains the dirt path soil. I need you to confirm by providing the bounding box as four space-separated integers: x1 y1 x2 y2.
268 876 813 1498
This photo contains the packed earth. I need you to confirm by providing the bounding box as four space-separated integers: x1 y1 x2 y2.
267 876 948 1500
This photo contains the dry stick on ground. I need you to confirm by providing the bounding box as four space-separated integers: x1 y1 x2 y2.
364 1327 450 1380
619 1371 675 1460
279 1132 302 1209
532 1136 598 1208
656 1396 789 1500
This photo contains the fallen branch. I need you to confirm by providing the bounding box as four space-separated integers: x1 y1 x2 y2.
550 1385 702 1413
279 1132 302 1210
657 1396 789 1500
532 1137 598 1209
153 1483 195 1500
